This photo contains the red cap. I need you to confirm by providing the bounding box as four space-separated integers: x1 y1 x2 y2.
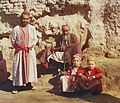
73 54 82 60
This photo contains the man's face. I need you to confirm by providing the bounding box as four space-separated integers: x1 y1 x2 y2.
62 26 70 35
21 14 30 26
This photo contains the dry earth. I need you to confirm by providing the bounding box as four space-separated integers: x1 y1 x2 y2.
0 56 120 103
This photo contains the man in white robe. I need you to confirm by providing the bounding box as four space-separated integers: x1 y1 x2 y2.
10 12 38 94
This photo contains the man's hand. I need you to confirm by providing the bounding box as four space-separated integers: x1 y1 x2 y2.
29 45 35 50
61 45 67 51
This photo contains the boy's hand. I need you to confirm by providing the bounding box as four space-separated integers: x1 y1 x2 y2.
79 73 83 76
79 74 86 79
88 76 95 81
61 45 67 51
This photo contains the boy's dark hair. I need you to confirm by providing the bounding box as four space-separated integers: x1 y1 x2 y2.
20 11 30 19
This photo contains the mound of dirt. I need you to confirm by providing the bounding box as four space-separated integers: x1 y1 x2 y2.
0 56 120 103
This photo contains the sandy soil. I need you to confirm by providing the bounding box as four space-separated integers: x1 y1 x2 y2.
0 56 120 103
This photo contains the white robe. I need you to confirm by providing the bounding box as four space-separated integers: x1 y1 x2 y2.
60 68 78 92
11 24 38 86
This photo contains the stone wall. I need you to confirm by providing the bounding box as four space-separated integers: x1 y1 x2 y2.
0 0 120 65
103 0 120 57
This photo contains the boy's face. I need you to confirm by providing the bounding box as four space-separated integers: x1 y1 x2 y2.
73 57 81 68
21 14 30 26
87 60 95 70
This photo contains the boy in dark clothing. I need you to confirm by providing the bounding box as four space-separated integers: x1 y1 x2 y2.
75 57 103 95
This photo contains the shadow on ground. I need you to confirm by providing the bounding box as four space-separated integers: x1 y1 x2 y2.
0 79 13 92
47 76 120 103
37 59 69 77
47 74 60 95
0 79 36 93
82 93 120 103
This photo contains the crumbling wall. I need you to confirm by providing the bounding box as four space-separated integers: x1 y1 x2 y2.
103 0 120 58
0 0 120 64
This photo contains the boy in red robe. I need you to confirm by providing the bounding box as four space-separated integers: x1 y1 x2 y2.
60 54 84 92
76 57 103 95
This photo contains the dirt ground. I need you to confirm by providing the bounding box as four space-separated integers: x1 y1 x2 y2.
0 56 120 103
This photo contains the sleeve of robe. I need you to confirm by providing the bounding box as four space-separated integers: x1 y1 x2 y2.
32 27 38 46
10 28 17 48
68 34 81 54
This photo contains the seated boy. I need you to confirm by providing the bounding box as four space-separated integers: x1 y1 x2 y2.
59 54 84 92
75 57 103 95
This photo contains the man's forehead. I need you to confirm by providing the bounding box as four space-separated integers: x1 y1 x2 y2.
22 15 29 18
62 25 69 30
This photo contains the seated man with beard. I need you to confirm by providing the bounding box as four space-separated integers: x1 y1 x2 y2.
39 24 82 70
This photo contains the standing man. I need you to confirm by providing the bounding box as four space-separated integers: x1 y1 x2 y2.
40 24 82 68
11 12 38 94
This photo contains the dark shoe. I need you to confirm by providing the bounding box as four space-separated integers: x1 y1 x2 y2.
91 91 101 96
7 72 11 77
26 83 33 90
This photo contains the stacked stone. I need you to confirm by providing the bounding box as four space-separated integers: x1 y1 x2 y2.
0 0 25 14
0 0 119 58
103 0 120 58
0 0 90 16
